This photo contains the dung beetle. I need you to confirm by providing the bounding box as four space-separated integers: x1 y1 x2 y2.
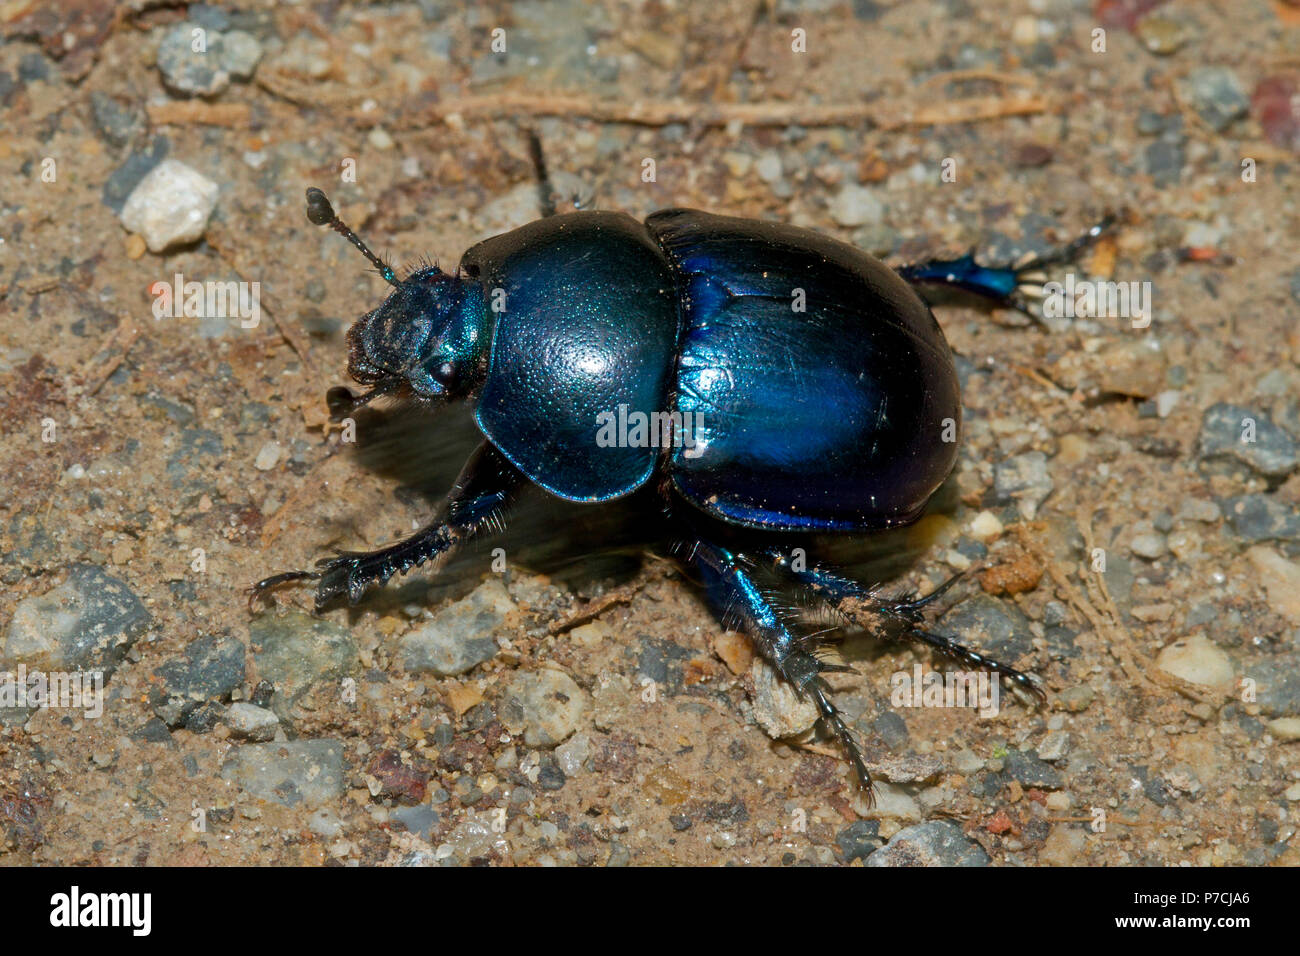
255 171 1109 794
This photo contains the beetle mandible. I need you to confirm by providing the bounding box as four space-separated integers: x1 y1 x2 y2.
254 162 1109 794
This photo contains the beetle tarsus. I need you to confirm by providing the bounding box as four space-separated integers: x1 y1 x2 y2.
251 440 526 610
764 553 1047 705
247 569 322 611
897 214 1118 322
683 538 876 796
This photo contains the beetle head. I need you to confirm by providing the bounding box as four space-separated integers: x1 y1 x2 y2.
344 266 485 400
305 188 487 418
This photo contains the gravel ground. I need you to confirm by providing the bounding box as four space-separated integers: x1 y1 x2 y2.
3 0 1300 867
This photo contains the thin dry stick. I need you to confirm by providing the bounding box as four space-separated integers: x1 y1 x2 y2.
346 91 1047 132
79 315 140 396
1076 508 1217 705
206 225 316 375
920 69 1039 89
548 584 642 635
147 101 251 128
1022 513 1215 706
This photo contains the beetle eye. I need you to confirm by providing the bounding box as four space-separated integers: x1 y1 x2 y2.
435 362 455 384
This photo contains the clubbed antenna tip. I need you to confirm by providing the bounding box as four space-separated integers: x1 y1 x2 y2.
303 186 399 287
305 187 336 226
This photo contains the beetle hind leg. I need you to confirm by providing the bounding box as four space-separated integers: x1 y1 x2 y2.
250 440 526 610
764 552 1046 703
896 214 1116 321
681 539 876 797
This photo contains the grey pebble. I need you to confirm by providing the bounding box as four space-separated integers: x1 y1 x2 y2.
992 451 1053 519
251 612 358 722
938 594 1035 663
1036 731 1070 762
1252 653 1300 718
151 633 245 727
18 53 50 83
1143 139 1184 187
391 803 438 841
3 564 150 675
865 820 990 867
606 841 631 867
89 92 143 148
498 669 587 747
871 711 909 751
1221 494 1300 543
157 23 229 96
156 22 263 96
399 579 510 677
1178 67 1249 133
836 819 881 862
219 739 345 808
1004 749 1064 788
224 702 279 742
1198 403 1298 478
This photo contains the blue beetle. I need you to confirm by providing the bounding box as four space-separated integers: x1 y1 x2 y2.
255 180 1106 792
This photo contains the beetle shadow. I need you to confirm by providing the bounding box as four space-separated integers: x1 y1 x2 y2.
345 401 661 611
345 401 966 632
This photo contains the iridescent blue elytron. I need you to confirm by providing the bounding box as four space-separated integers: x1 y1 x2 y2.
256 185 1106 794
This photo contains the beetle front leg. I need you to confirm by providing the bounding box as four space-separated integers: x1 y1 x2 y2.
764 552 1046 703
251 440 526 610
896 215 1116 320
680 539 874 795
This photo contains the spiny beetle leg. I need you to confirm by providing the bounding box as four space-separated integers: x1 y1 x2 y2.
250 440 525 611
682 539 875 799
896 214 1116 321
763 551 1046 704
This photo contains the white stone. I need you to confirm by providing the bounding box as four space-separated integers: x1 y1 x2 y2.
1247 546 1300 624
225 702 279 742
829 183 883 228
120 160 219 253
968 510 1004 542
750 657 818 739
1155 634 1234 691
253 440 281 471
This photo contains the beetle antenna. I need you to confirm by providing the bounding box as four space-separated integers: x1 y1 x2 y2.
304 187 400 287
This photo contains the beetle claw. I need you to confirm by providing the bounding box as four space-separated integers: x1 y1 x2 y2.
247 569 322 611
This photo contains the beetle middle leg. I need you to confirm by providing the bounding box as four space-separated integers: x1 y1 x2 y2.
764 551 1047 703
680 538 874 794
250 439 526 610
896 215 1116 319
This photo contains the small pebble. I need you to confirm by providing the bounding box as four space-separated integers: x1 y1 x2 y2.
399 578 512 677
1247 546 1300 624
219 740 345 808
750 657 818 739
829 183 883 228
993 452 1053 519
866 820 989 867
968 510 1004 542
1178 66 1250 132
119 159 219 253
1130 531 1168 560
1155 634 1234 691
1135 14 1188 55
754 151 783 184
1198 403 1298 479
225 702 279 742
499 669 587 747
253 440 281 471
1267 717 1300 741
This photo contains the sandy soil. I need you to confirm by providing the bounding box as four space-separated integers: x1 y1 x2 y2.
2 0 1299 866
